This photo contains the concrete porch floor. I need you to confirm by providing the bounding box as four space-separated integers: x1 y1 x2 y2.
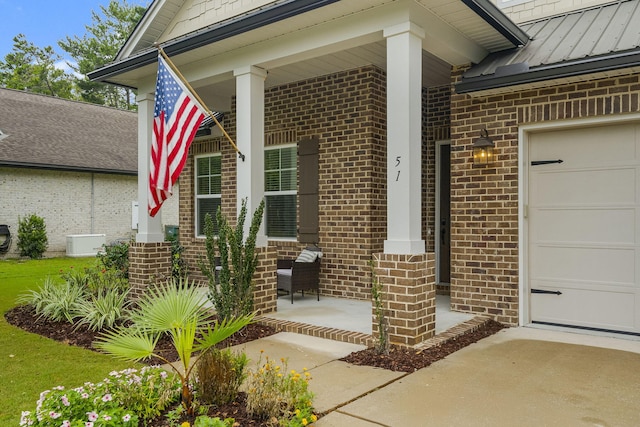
263 293 474 336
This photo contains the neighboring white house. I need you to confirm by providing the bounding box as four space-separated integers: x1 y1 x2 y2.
0 88 179 258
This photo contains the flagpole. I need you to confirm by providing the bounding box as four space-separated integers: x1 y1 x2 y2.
155 46 245 161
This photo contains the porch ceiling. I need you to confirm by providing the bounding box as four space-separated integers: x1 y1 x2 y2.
90 0 526 107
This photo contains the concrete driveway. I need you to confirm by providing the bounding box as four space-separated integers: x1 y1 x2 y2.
317 328 640 426
232 327 640 426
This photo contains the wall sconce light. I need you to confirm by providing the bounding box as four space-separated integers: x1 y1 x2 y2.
472 129 495 166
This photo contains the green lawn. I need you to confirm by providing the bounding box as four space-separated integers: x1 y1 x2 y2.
0 257 134 425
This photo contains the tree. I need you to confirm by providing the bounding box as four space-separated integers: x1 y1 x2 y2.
0 34 75 98
59 0 146 109
95 278 254 416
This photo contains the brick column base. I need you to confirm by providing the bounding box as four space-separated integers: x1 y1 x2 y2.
128 242 172 300
253 245 277 315
373 252 435 346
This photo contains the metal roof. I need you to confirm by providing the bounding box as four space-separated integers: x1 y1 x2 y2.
457 0 640 93
0 88 138 175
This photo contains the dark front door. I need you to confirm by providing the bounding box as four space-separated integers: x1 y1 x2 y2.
438 143 451 284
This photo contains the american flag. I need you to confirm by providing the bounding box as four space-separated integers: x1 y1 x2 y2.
148 55 206 217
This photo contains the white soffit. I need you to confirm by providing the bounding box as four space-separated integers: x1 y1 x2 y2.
102 0 520 92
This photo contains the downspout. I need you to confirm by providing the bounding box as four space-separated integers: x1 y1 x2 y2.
91 173 95 234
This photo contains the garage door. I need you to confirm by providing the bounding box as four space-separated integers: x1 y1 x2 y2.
528 121 640 335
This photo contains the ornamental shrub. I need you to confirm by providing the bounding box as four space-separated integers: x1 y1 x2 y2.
195 348 248 406
200 198 265 321
97 240 130 279
167 235 189 280
16 213 48 259
244 353 316 426
19 366 180 427
18 266 131 330
17 277 86 323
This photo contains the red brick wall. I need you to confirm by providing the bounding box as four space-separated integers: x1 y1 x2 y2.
422 84 451 252
450 68 640 325
179 66 389 300
373 252 436 346
176 65 455 308
128 242 172 299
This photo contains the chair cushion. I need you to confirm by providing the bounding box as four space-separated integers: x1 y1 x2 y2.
276 269 292 276
296 248 320 263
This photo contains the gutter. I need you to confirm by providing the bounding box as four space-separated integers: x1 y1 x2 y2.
91 0 530 85
0 162 137 176
461 0 530 47
455 49 640 94
88 0 340 84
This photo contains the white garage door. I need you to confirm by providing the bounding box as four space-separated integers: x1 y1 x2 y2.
528 121 640 335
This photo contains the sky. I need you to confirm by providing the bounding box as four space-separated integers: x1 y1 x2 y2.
0 0 149 69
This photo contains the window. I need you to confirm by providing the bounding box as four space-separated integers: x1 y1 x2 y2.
265 145 297 238
195 154 221 236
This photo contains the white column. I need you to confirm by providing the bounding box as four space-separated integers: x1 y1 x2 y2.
135 92 164 243
234 65 268 247
383 22 425 254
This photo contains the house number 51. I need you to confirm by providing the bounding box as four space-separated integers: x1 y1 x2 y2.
395 156 401 181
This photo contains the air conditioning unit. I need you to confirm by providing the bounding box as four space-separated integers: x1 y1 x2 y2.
66 234 106 257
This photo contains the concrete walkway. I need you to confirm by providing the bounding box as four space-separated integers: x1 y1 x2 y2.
231 327 640 426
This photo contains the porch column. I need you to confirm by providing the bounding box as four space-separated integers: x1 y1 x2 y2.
129 93 171 299
234 65 268 247
135 92 164 243
234 66 276 314
383 22 425 255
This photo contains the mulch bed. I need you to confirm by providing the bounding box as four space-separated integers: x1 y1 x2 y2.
4 304 277 364
340 319 506 372
5 304 506 425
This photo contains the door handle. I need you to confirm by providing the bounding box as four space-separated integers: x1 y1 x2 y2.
531 288 562 295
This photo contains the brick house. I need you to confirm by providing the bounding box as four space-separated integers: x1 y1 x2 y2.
0 88 179 257
90 0 640 344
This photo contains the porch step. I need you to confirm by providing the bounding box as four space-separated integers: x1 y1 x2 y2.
255 315 374 347
255 315 490 349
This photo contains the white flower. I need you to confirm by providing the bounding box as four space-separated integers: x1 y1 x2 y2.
19 411 33 426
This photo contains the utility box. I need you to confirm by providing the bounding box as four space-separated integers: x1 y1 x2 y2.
66 234 106 257
165 225 179 241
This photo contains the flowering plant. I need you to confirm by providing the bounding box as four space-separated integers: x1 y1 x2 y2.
244 352 316 426
20 366 180 427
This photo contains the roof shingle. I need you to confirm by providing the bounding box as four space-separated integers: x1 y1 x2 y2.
0 88 138 174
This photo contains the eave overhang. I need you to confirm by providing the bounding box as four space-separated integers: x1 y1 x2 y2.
88 0 340 85
0 161 137 176
89 0 529 87
462 0 529 47
456 49 640 94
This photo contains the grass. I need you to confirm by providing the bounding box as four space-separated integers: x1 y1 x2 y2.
0 257 134 425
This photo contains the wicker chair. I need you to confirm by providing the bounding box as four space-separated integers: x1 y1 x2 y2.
277 245 321 303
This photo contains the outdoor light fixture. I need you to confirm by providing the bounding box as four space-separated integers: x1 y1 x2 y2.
472 129 495 166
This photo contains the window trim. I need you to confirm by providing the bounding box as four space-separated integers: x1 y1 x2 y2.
264 143 297 241
194 153 222 238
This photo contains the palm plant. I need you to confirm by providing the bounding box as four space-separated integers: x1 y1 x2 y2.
95 278 253 416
